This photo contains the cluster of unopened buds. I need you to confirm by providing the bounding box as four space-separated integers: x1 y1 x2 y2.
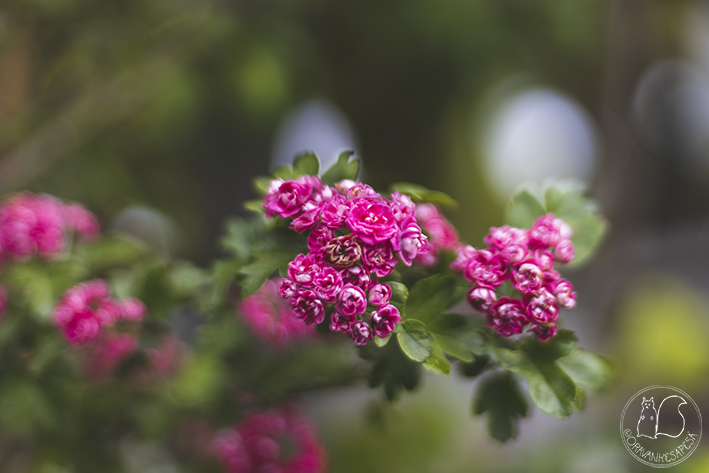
263 176 431 345
0 192 99 260
210 406 326 473
452 214 577 342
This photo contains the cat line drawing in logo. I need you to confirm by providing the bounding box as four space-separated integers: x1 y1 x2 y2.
637 395 687 439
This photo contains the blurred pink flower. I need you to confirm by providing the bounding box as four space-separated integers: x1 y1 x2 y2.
239 279 316 346
0 192 100 261
210 406 327 473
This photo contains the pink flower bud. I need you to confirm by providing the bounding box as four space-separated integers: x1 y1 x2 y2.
390 192 416 222
279 278 297 299
330 311 355 333
529 322 558 342
308 225 335 252
525 289 559 324
467 286 496 312
361 243 397 278
63 310 101 345
370 304 401 338
287 254 319 287
368 283 392 307
350 320 374 345
553 239 575 264
463 250 507 288
484 225 527 250
336 284 367 317
121 297 146 322
290 207 321 233
528 214 568 250
549 279 576 309
487 297 528 337
513 262 545 294
312 266 344 303
95 298 123 326
319 194 349 229
396 217 428 266
450 244 476 273
291 289 326 325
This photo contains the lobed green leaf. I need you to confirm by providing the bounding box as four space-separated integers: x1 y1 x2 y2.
292 151 320 176
404 274 466 324
397 319 434 362
321 151 358 184
472 372 529 442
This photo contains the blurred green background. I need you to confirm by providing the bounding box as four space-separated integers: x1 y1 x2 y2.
2 0 709 471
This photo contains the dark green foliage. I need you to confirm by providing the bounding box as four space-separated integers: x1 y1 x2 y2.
473 372 529 442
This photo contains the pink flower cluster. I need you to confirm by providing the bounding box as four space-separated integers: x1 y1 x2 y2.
264 176 428 345
0 192 99 260
53 279 146 345
414 203 459 266
452 214 577 342
210 406 326 473
240 279 316 347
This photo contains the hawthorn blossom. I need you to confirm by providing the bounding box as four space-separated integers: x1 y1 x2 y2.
451 214 576 341
263 175 436 345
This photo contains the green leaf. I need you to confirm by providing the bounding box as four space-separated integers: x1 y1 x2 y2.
397 319 434 362
374 335 391 347
244 199 264 213
253 176 273 195
202 259 242 310
171 355 223 406
433 332 474 362
5 264 55 319
541 181 607 266
494 346 577 418
170 261 210 298
459 355 490 378
81 233 149 270
221 217 257 258
0 381 55 433
362 341 422 400
472 372 529 442
557 350 612 391
405 274 466 323
238 251 294 297
389 182 457 208
388 281 409 305
518 329 580 360
573 387 586 410
321 151 358 184
504 187 546 228
423 343 451 375
272 164 295 180
292 151 320 176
